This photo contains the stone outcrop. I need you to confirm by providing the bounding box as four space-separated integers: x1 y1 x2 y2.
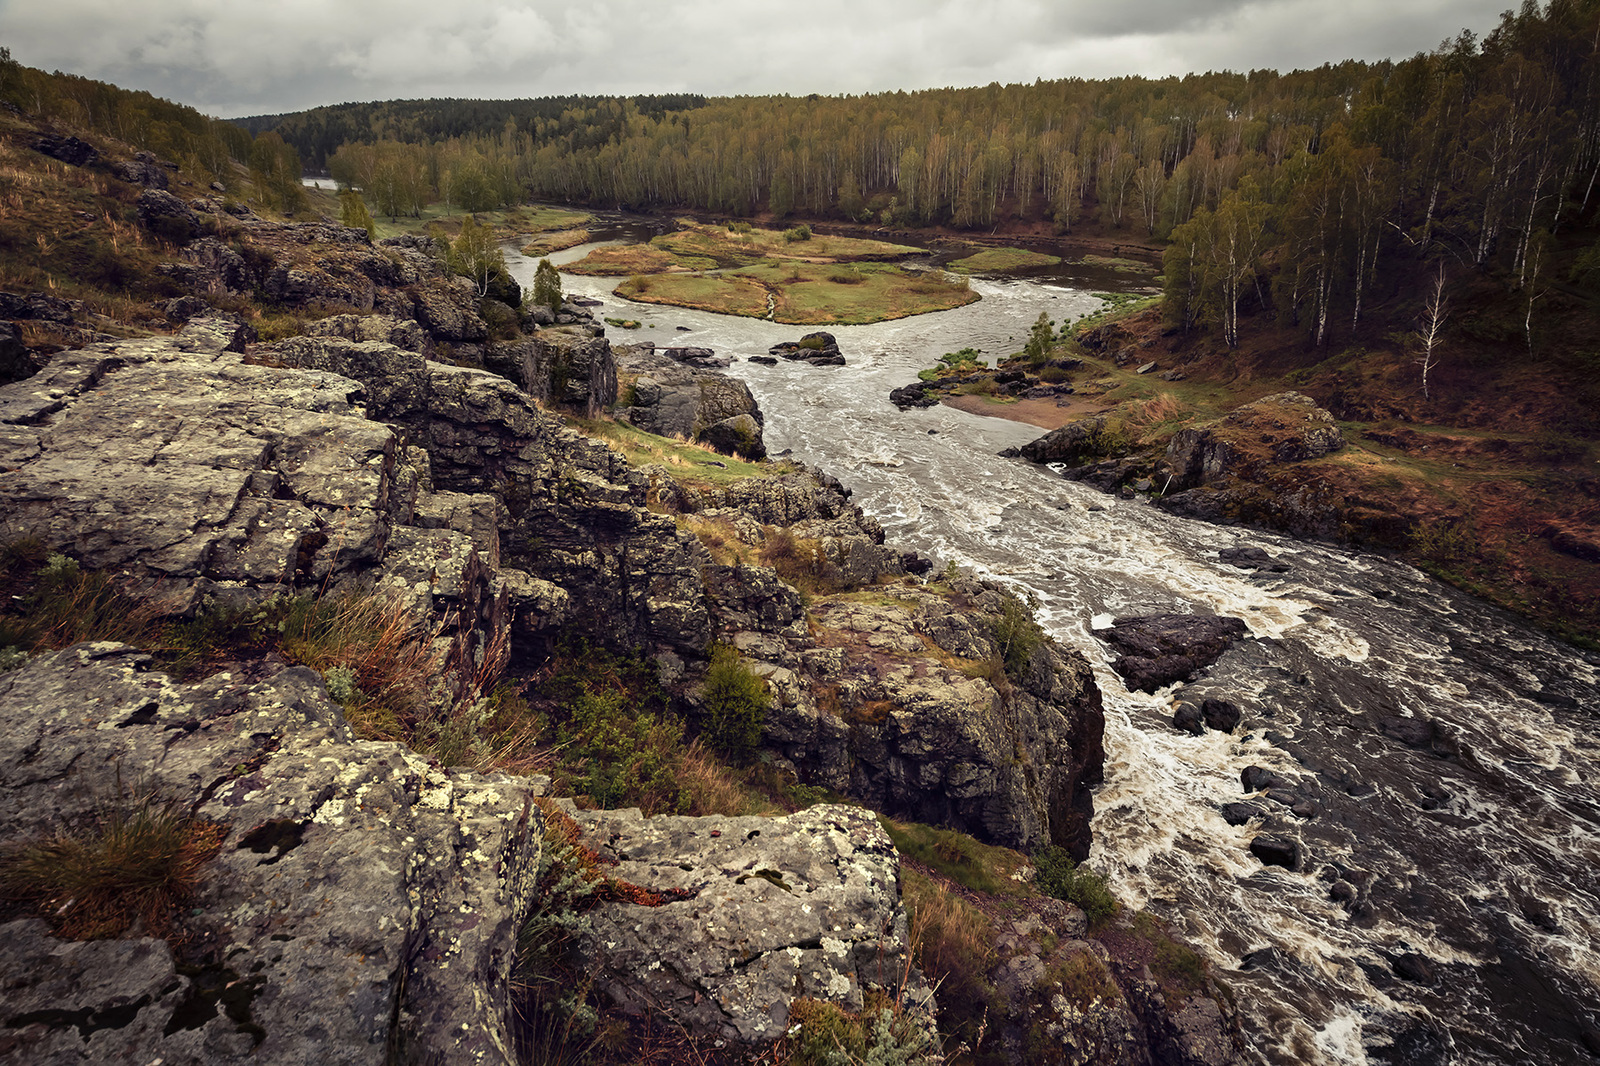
1094 614 1251 693
770 331 846 366
568 803 934 1049
987 907 1244 1066
0 319 507 696
1014 413 1115 464
1161 391 1343 493
0 642 545 1065
614 342 766 459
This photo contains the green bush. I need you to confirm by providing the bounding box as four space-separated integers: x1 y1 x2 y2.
989 596 1046 680
702 644 768 764
1033 845 1119 925
783 224 812 242
561 687 685 811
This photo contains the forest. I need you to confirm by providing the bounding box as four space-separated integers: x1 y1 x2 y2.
240 0 1600 358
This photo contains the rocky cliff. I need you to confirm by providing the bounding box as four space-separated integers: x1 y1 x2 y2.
0 300 1113 1059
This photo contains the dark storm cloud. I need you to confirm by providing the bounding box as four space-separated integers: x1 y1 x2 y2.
0 0 1511 116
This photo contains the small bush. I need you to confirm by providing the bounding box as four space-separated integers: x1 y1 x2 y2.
783 224 812 242
516 802 606 1064
1033 845 1119 926
701 644 768 764
988 596 1045 680
0 779 224 939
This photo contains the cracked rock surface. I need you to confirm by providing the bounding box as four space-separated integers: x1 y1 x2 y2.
0 643 544 1065
568 803 934 1049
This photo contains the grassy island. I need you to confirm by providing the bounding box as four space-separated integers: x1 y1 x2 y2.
568 222 977 324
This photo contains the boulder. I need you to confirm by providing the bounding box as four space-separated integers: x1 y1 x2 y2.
699 412 767 460
568 803 935 1050
32 134 98 167
111 151 170 189
1095 614 1250 693
614 343 764 455
0 644 544 1065
1016 414 1115 464
889 381 941 409
136 189 202 244
1217 545 1290 572
770 331 845 366
1249 834 1302 870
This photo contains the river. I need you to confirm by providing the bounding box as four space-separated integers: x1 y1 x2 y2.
505 224 1600 1066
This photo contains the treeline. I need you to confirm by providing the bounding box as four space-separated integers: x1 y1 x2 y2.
236 94 708 171
0 50 311 214
250 0 1600 352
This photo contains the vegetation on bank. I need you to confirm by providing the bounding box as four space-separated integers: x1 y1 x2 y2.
948 248 1062 273
952 288 1600 647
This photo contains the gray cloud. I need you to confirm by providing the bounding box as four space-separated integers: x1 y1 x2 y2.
0 0 1510 116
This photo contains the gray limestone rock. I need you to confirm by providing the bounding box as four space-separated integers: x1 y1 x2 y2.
569 803 935 1049
0 644 544 1065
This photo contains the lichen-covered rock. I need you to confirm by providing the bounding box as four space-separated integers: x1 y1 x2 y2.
568 803 935 1049
0 644 544 1065
615 342 764 454
0 320 506 697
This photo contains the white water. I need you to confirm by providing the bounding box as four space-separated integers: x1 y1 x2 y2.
512 238 1600 1065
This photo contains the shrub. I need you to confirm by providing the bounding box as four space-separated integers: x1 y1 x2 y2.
988 596 1045 680
701 644 768 764
0 778 224 939
562 687 685 811
1033 845 1119 926
515 802 606 1065
782 224 812 242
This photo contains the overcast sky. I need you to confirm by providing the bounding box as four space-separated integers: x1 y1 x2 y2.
1 0 1512 118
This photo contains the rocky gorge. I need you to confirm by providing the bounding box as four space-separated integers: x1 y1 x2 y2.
0 185 1241 1064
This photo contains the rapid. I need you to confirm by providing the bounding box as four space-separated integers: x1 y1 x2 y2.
509 231 1600 1066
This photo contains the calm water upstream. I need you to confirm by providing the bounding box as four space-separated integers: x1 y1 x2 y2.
506 225 1600 1066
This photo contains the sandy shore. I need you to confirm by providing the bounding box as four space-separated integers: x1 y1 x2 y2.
939 394 1108 430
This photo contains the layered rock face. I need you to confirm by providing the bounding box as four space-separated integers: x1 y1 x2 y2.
0 643 543 1065
0 301 1108 1057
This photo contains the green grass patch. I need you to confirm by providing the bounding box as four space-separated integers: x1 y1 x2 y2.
949 247 1062 273
562 415 785 486
521 228 592 256
878 816 1031 897
560 244 684 276
616 270 770 317
655 221 922 266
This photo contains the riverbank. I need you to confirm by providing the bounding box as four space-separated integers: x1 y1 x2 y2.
922 295 1600 650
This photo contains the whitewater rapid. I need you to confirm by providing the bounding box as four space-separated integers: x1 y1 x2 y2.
514 239 1600 1066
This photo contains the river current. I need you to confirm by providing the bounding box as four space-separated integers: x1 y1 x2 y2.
508 230 1600 1066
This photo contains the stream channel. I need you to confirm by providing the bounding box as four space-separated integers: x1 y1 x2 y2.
506 221 1600 1066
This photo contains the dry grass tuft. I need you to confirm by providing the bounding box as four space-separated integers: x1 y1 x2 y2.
0 782 224 940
